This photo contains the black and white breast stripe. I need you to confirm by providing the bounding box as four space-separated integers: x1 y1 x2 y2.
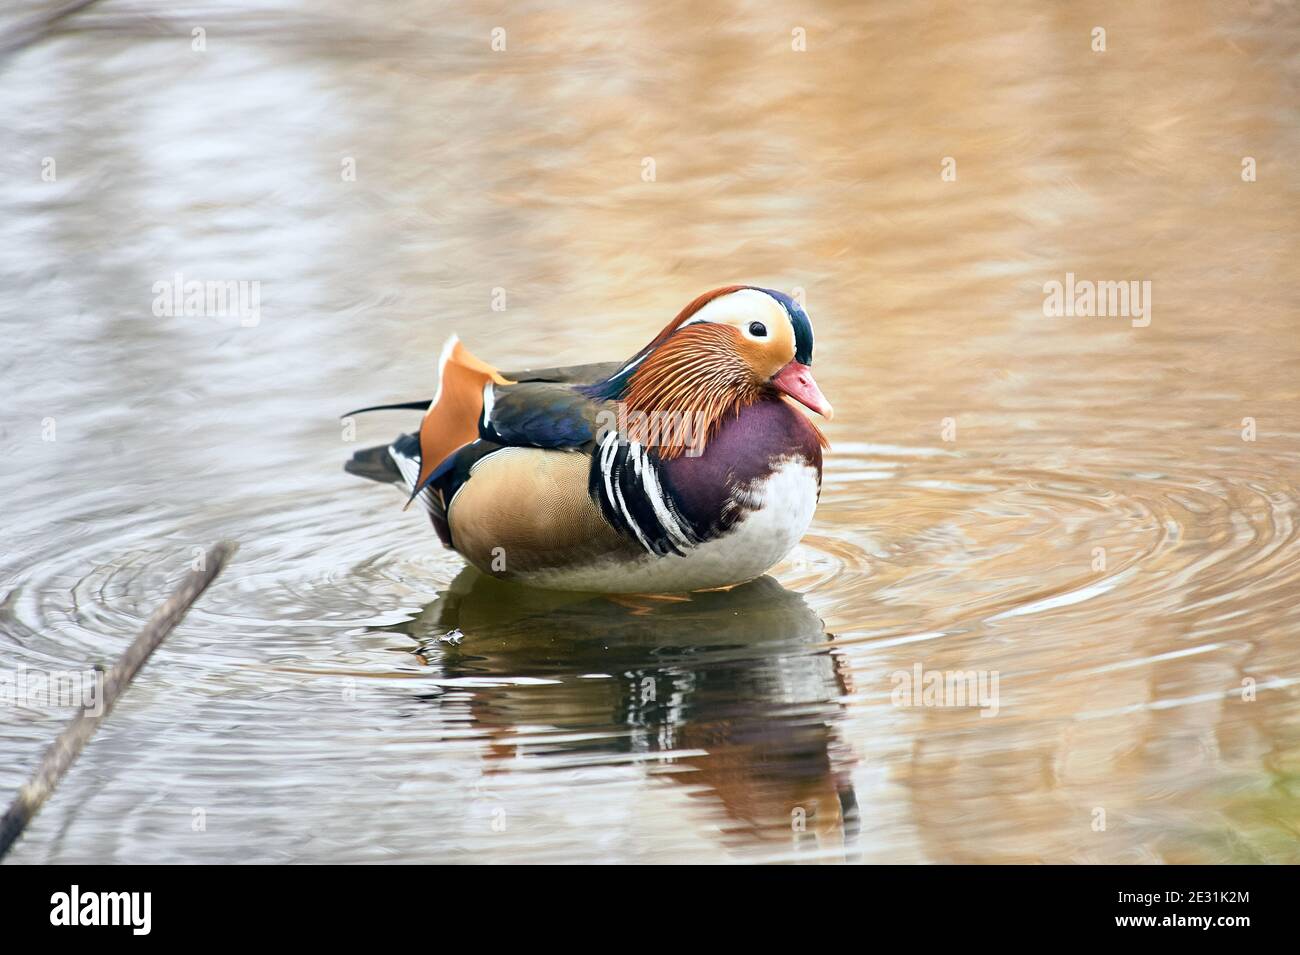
590 433 701 557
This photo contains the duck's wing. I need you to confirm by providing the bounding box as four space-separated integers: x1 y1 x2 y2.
478 359 628 448
479 378 610 450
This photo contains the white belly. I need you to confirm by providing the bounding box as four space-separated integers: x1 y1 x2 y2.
518 459 822 593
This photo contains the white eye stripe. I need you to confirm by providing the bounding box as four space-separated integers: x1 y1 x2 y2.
677 290 790 335
682 315 776 338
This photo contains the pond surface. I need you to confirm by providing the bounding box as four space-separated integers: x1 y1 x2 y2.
1 0 1297 863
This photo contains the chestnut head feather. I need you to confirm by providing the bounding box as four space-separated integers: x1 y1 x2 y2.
592 287 832 459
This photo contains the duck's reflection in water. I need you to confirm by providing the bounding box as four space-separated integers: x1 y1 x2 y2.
398 569 859 860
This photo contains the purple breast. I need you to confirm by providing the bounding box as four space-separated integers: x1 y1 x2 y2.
661 396 823 537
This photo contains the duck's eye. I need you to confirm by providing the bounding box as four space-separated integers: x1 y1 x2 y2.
748 321 768 337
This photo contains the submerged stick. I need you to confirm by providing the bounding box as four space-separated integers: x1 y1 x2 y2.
0 541 235 860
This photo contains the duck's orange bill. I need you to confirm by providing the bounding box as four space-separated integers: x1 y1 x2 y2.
772 360 833 420
409 338 513 507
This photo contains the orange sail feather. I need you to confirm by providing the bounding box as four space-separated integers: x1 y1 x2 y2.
408 336 514 507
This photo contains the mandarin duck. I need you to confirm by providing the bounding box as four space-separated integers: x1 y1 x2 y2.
345 286 832 593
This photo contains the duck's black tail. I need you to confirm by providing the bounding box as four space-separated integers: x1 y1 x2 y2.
345 439 407 485
345 432 425 490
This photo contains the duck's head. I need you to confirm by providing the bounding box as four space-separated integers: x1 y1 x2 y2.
664 286 831 415
594 287 832 455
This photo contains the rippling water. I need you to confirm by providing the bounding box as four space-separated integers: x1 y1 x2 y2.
1 0 1298 863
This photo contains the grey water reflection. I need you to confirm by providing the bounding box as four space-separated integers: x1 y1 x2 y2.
394 571 858 860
